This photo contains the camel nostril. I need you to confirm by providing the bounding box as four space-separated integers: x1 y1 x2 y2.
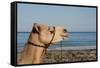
63 29 67 33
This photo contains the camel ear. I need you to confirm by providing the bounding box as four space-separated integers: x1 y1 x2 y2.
32 23 40 33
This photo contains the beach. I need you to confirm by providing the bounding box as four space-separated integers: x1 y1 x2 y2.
17 48 96 64
43 49 96 63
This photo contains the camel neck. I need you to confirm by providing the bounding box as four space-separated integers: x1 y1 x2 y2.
31 44 46 64
19 43 45 64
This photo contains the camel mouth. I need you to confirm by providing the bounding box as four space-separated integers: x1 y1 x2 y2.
63 35 68 37
61 33 69 40
61 33 69 38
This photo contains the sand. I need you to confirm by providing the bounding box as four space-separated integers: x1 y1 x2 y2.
43 49 97 63
17 49 96 64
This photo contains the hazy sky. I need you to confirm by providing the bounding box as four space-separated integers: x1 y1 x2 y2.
17 3 96 32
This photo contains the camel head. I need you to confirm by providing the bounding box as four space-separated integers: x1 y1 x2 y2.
29 23 68 46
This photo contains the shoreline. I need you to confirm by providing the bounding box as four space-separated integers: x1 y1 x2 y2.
48 45 96 50
17 45 96 53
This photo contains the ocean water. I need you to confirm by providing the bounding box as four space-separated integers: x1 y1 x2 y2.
17 32 96 52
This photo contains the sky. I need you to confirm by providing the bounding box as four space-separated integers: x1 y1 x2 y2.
17 3 96 32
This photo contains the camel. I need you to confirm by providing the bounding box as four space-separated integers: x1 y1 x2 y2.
18 23 68 64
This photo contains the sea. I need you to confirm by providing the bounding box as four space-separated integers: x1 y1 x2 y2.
17 32 96 53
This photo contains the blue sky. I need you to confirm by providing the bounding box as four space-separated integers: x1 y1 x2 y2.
17 3 96 32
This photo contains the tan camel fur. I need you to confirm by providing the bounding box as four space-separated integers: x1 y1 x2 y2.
18 23 68 64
